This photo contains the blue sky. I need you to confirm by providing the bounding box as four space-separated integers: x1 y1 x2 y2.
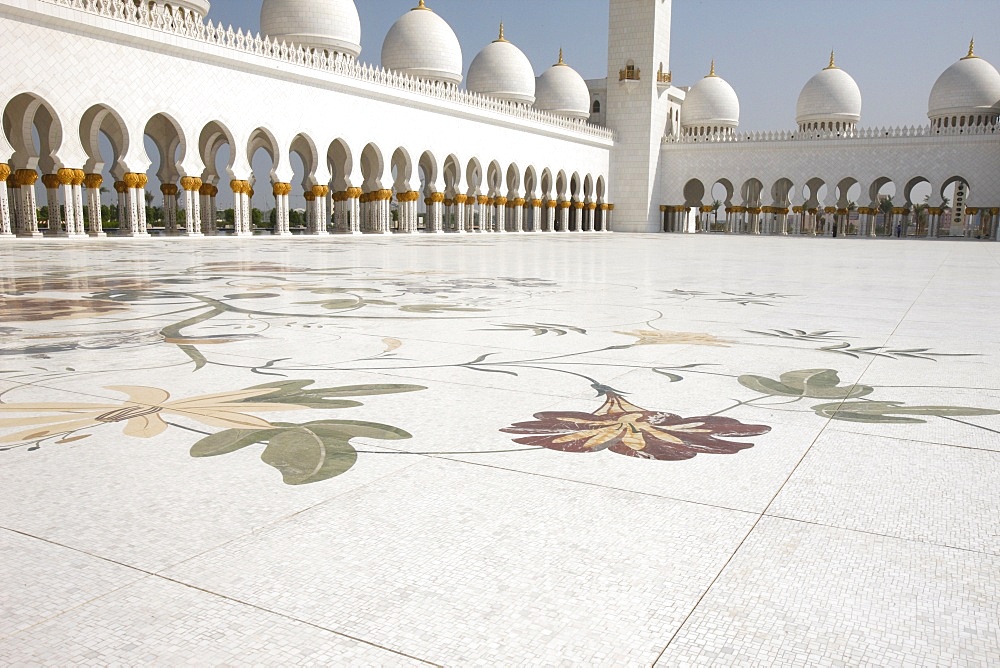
206 0 1000 131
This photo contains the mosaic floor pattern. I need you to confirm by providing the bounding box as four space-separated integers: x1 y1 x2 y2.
1 234 998 665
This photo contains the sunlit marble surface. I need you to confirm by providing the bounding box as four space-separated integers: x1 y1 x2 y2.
1 234 998 665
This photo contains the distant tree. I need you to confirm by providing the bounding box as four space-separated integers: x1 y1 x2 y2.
289 209 304 227
912 203 928 235
251 208 263 228
878 197 894 235
38 205 48 221
711 199 722 230
269 208 277 225
224 208 235 225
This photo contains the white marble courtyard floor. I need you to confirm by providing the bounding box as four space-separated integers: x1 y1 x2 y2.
0 233 998 666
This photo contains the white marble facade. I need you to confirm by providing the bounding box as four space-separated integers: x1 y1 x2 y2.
0 0 997 237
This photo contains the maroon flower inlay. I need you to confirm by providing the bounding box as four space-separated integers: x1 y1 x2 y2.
501 389 770 461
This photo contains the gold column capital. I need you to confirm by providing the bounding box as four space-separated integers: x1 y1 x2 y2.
430 192 446 204
0 164 10 182
84 173 104 189
531 199 542 207
15 169 39 187
123 173 147 189
41 173 60 189
182 176 203 192
56 168 76 185
346 187 363 199
453 194 468 205
477 195 490 205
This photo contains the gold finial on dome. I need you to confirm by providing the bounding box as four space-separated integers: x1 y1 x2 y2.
824 50 837 70
557 48 565 65
962 37 978 59
414 0 429 9
495 21 507 43
707 59 716 77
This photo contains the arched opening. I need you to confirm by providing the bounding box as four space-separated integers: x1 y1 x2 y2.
327 138 353 233
144 112 187 234
290 133 319 233
78 104 131 236
246 127 279 234
198 120 235 234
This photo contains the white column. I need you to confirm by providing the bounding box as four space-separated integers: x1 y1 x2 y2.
530 201 542 233
546 202 557 232
346 189 361 234
311 186 330 235
454 195 467 233
513 199 524 233
232 181 248 236
122 173 148 237
558 202 570 232
273 183 291 236
17 171 41 237
182 179 203 236
572 203 584 232
0 165 11 238
495 198 507 233
83 174 105 237
42 175 62 236
475 196 488 232
429 193 444 233
59 169 83 237
242 189 252 235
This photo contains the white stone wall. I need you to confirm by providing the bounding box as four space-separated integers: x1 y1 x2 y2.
0 0 610 212
662 130 1000 209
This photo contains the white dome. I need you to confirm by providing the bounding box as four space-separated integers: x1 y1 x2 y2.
467 25 536 105
534 51 590 120
796 55 862 127
928 43 1000 120
381 1 463 85
681 64 740 129
260 0 361 58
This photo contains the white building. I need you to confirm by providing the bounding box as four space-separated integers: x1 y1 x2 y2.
0 0 997 240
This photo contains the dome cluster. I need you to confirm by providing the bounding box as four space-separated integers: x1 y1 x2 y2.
679 43 1000 137
256 0 591 119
